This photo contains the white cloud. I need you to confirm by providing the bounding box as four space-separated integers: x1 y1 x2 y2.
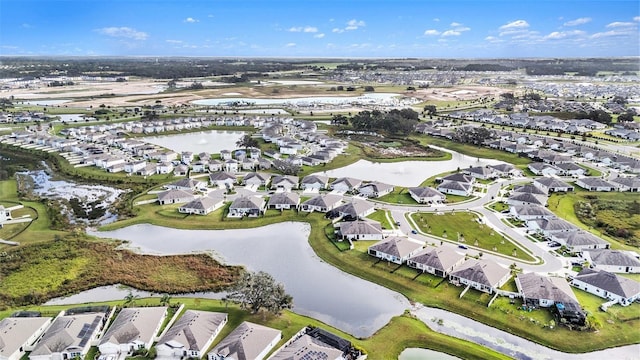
314 33 325 38
606 21 635 28
332 28 344 33
184 17 198 23
499 20 530 30
433 18 440 22
563 17 591 26
545 30 586 40
289 26 318 33
285 42 296 47
166 39 183 44
96 27 148 40
442 30 461 37
424 29 440 36
345 19 366 30
450 22 462 27
590 29 637 39
484 36 504 43
454 26 471 32
634 16 640 22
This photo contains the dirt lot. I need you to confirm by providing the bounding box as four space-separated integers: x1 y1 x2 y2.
410 85 506 102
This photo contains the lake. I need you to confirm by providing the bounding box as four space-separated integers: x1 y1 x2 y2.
142 130 246 155
89 222 410 338
398 348 460 360
192 93 405 106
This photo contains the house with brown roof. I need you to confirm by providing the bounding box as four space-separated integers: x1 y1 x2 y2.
516 273 579 308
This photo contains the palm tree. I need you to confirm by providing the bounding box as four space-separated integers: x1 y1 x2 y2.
123 290 139 307
160 294 172 306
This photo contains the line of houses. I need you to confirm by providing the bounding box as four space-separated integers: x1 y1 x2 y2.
0 305 363 360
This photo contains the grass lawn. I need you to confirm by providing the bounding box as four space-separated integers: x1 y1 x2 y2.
578 164 602 177
366 209 394 230
410 211 536 262
377 187 417 205
489 202 509 212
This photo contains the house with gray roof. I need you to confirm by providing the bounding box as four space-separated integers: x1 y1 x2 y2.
31 312 107 360
575 177 617 192
266 192 300 210
550 230 609 253
527 162 561 177
583 250 640 273
463 166 498 180
509 204 554 221
533 177 574 194
156 310 227 360
208 172 237 189
165 178 207 192
208 321 281 360
449 259 511 294
407 246 466 278
408 187 445 204
228 196 266 218
270 175 299 190
489 163 520 178
571 268 640 306
357 181 394 198
300 174 329 191
368 236 423 264
516 273 579 308
242 172 272 187
512 184 546 196
157 189 196 205
338 220 383 241
299 194 343 213
178 191 225 215
437 180 473 197
329 177 362 193
268 333 342 360
555 162 586 177
610 176 640 192
441 173 474 184
0 317 52 360
506 192 547 207
526 217 576 236
327 200 375 220
99 307 167 357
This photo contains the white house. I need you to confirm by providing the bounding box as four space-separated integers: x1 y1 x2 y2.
449 259 511 294
99 307 168 357
209 172 237 189
300 174 329 191
227 196 266 217
178 192 225 215
357 181 394 198
583 250 640 273
516 273 579 308
550 230 610 253
0 317 52 360
208 321 281 360
338 221 384 241
266 192 300 210
408 187 446 204
299 194 343 213
575 177 617 192
368 236 423 264
30 312 107 360
329 177 362 193
156 311 227 360
157 190 196 205
436 180 472 197
571 268 640 306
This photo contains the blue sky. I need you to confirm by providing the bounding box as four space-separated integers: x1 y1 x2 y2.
1 0 638 58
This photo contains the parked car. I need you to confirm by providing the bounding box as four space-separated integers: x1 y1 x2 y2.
411 229 418 234
458 245 468 250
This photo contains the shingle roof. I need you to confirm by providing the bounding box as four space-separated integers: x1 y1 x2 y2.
209 321 281 360
534 177 572 189
209 172 236 181
332 200 374 218
158 310 226 352
269 334 343 360
267 192 300 206
100 307 167 346
586 249 640 267
301 174 329 185
450 259 510 288
554 230 609 248
339 221 383 236
302 194 342 208
408 187 445 199
510 204 554 217
508 192 546 206
369 237 423 259
157 189 195 202
32 313 105 356
517 273 579 305
512 184 547 195
358 181 393 193
408 247 465 272
437 180 471 192
611 176 640 188
529 218 577 232
229 196 265 210
442 173 473 183
573 269 640 299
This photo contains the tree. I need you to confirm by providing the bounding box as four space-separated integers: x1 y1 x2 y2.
236 135 258 150
160 294 172 306
363 85 375 92
423 105 437 115
123 290 139 307
225 271 293 315
617 111 635 123
331 114 349 125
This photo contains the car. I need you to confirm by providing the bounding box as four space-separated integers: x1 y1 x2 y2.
411 229 418 234
458 245 468 250
395 221 401 226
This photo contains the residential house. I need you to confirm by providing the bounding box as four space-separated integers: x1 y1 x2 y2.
368 236 423 264
329 177 362 193
449 259 511 294
511 184 546 196
526 217 576 236
165 178 207 192
506 192 547 207
575 177 617 192
436 180 473 197
611 176 640 192
223 159 239 173
555 163 586 177
0 317 52 360
570 268 640 306
156 311 227 360
534 177 574 194
270 175 299 190
208 160 223 172
124 161 147 174
550 230 610 253
327 200 375 220
338 221 384 241
178 192 225 215
489 163 521 178
509 204 554 221
173 165 188 177
157 190 196 205
408 187 446 204
242 172 272 188
268 327 354 360
583 250 640 273
357 181 394 198
441 173 475 184
300 174 329 191
209 172 237 189
267 192 300 210
228 196 266 217
207 321 281 360
516 273 580 308
156 162 174 175
299 194 343 213
407 246 466 277
181 151 194 165
464 166 498 180
30 312 107 360
527 163 561 177
98 307 168 357
0 205 12 224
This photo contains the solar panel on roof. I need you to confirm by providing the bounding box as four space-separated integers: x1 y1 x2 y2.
78 316 101 348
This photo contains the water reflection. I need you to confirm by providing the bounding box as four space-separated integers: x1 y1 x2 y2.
142 130 246 154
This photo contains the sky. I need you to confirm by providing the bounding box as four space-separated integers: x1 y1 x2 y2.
1 0 639 58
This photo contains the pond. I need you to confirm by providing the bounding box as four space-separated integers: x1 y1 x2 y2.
21 99 71 105
320 153 503 187
88 222 410 338
192 93 405 106
141 130 246 155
